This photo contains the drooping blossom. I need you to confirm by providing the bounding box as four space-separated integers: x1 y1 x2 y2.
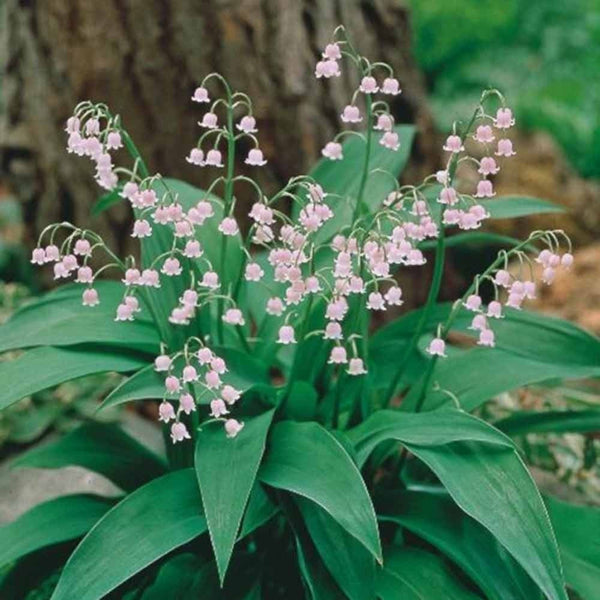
427 337 446 357
170 422 191 443
322 142 343 160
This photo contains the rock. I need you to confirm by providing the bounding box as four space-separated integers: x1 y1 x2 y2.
0 412 164 523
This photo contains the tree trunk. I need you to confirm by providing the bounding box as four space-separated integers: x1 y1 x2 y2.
1 0 435 255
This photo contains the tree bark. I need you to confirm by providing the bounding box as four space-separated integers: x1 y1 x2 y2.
1 0 434 254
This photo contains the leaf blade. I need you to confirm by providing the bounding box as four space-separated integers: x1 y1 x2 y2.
50 469 207 600
0 346 149 411
0 494 113 568
259 421 381 561
195 409 274 582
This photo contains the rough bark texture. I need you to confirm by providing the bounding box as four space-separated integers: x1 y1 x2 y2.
1 0 434 254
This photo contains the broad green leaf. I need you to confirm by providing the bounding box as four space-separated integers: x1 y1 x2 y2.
140 554 219 600
495 410 600 436
296 497 375 600
485 196 564 219
238 484 278 540
373 304 600 372
408 442 567 600
99 364 165 408
278 493 342 600
426 190 563 223
0 346 148 411
100 346 270 409
377 547 482 600
422 348 600 412
420 231 535 251
305 125 415 243
0 494 113 568
13 422 167 491
347 408 513 467
546 496 600 600
0 281 158 354
195 410 274 582
51 469 207 600
371 304 600 410
259 421 381 562
282 380 318 421
379 490 542 600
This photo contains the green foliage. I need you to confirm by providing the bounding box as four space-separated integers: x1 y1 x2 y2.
51 469 207 600
0 494 113 569
411 0 600 177
380 490 542 600
1 91 599 600
377 547 482 599
195 410 274 582
259 421 381 562
546 496 600 600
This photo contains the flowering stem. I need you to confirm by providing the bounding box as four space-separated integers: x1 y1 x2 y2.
217 90 235 345
353 95 373 221
332 367 345 429
412 230 549 413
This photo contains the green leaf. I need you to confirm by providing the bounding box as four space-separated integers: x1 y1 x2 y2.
0 281 159 354
296 497 375 600
99 364 166 408
372 304 600 410
259 421 381 562
238 484 278 540
379 490 542 600
282 380 318 421
423 348 600 412
546 496 600 600
195 409 274 583
100 346 270 410
420 231 535 251
13 422 167 491
347 408 513 467
305 125 415 243
0 346 148 411
495 410 600 436
50 469 207 600
92 189 123 215
277 493 342 600
140 554 220 600
407 442 567 600
377 547 482 600
0 494 113 568
485 196 564 219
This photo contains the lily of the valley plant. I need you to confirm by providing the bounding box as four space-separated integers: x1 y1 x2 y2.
1 26 598 600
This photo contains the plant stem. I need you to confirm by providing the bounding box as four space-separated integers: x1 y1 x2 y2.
353 95 373 221
413 230 548 411
217 94 236 345
332 368 345 429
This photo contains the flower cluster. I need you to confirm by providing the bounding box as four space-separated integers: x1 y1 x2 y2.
154 343 243 443
30 26 573 440
427 238 575 358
